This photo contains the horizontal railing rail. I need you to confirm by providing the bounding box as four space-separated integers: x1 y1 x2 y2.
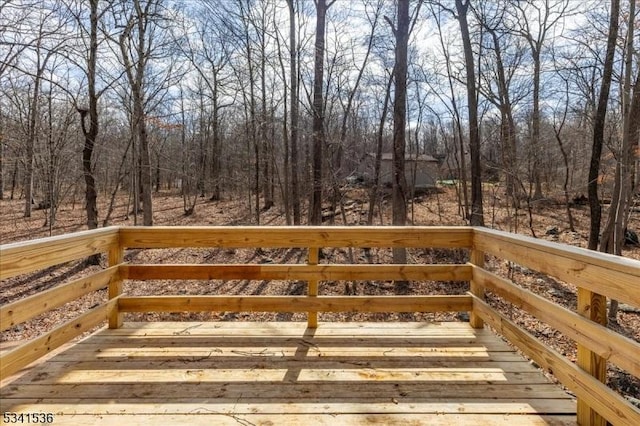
0 226 123 378
471 266 640 377
118 225 474 249
1 225 639 425
470 227 640 425
117 295 473 313
0 226 120 280
120 263 472 281
0 266 119 332
473 227 640 306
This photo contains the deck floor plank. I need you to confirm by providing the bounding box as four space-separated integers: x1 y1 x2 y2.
0 322 576 425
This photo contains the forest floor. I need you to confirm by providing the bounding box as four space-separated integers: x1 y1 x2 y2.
1 185 639 404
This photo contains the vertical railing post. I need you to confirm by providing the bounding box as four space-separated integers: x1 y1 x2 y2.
108 233 124 329
469 248 485 329
577 287 607 425
308 247 319 328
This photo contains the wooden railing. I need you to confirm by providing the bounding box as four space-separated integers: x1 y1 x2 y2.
1 226 639 425
470 227 640 426
116 226 473 328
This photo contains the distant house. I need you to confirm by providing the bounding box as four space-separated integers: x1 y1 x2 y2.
355 152 440 190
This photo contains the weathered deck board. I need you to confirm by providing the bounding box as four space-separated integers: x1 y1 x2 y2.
0 322 576 425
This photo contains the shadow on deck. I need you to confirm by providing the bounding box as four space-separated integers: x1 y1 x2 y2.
1 321 576 425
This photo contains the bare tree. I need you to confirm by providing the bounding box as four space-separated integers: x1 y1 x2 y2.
221 0 261 223
367 71 393 226
476 1 526 206
513 0 571 200
456 0 484 226
16 6 69 218
286 0 301 224
178 4 234 203
390 0 410 263
0 2 34 201
588 0 620 250
309 0 337 225
600 0 638 321
428 4 469 220
327 0 383 218
65 0 112 248
116 0 172 226
551 77 575 232
79 1 99 233
39 75 77 233
272 5 291 224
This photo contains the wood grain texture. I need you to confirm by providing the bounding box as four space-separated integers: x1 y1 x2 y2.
108 243 124 329
473 296 640 426
117 295 473 313
469 250 485 328
473 266 640 377
0 300 116 379
473 228 640 307
0 227 119 279
0 321 575 425
0 399 574 415
119 226 474 249
121 263 472 281
0 266 117 331
308 247 320 328
576 287 607 426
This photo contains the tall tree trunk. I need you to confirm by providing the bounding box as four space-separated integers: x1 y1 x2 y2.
580 5 620 424
259 21 273 211
588 0 620 250
80 0 100 236
45 93 55 233
197 97 206 198
287 0 301 224
487 29 517 205
11 159 18 200
119 0 155 226
601 0 638 321
392 0 410 265
274 16 290 223
137 100 153 226
456 0 484 226
136 3 152 226
391 0 409 294
367 72 393 225
24 62 43 218
552 80 575 233
310 0 332 225
531 49 543 200
211 84 221 201
238 2 259 224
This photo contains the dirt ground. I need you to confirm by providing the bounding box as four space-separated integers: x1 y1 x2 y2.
1 186 639 403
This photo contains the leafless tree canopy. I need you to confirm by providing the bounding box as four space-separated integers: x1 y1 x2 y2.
0 0 637 237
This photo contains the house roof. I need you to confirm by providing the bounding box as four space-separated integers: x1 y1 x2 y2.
374 153 439 162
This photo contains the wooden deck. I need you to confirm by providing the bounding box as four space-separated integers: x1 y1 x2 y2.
1 321 576 425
